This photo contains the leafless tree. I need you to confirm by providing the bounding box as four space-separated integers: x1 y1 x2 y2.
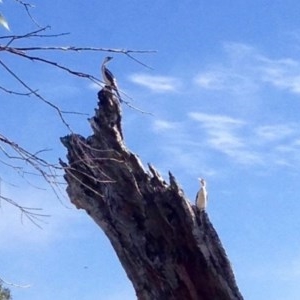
1 3 244 299
0 0 153 221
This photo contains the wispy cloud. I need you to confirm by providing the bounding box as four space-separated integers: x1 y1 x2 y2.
190 111 300 167
150 112 300 170
189 112 263 165
255 124 297 142
152 119 180 132
195 70 256 94
189 112 244 127
129 73 181 92
194 42 300 95
149 117 218 178
257 56 300 94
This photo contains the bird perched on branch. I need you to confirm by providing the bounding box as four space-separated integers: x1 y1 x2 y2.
195 178 208 210
101 56 122 102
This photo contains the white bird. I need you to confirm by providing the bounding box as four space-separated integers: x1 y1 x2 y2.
101 56 122 101
195 178 208 210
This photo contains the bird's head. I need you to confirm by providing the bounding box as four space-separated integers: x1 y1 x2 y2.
198 178 206 186
104 56 113 63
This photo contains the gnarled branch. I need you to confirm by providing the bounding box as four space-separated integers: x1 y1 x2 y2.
60 88 244 300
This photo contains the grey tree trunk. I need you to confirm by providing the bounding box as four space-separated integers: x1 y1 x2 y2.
60 89 244 300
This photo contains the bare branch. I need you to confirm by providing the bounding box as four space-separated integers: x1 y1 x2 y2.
0 84 88 116
14 0 41 28
0 85 35 96
1 44 155 116
0 132 121 212
4 47 101 82
125 52 154 70
0 276 30 289
0 133 63 182
0 193 50 228
122 99 154 115
0 59 73 131
4 46 156 54
0 26 69 44
0 24 156 216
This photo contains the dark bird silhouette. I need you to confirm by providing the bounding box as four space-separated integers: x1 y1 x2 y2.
101 56 122 102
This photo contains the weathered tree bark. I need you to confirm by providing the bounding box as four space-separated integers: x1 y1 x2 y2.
60 88 244 300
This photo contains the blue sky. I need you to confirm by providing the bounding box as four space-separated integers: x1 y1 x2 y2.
1 1 300 299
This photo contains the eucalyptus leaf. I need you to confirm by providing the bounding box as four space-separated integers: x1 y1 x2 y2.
0 13 9 30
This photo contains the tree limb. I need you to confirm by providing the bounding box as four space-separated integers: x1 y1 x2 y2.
60 88 244 300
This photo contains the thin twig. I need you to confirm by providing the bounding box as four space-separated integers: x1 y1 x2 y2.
4 47 100 83
0 85 35 96
123 100 154 115
125 52 154 70
14 0 41 28
0 59 72 131
0 194 50 229
0 277 30 289
3 46 156 54
0 26 69 43
0 24 157 215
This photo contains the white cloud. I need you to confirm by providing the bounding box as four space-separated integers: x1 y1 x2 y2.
194 70 256 94
149 117 218 178
257 56 300 94
149 111 300 171
274 138 300 168
152 119 179 132
194 42 300 95
208 130 244 150
188 111 300 166
188 112 261 165
255 124 297 142
129 73 180 92
189 112 244 127
195 71 225 89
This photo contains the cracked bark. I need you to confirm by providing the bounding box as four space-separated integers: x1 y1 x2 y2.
60 88 244 300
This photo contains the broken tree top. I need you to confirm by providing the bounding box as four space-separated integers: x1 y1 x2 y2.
60 88 243 300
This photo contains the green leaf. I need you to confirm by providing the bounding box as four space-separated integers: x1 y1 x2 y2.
0 13 9 30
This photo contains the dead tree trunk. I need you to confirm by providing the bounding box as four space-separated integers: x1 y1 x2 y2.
60 88 244 300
